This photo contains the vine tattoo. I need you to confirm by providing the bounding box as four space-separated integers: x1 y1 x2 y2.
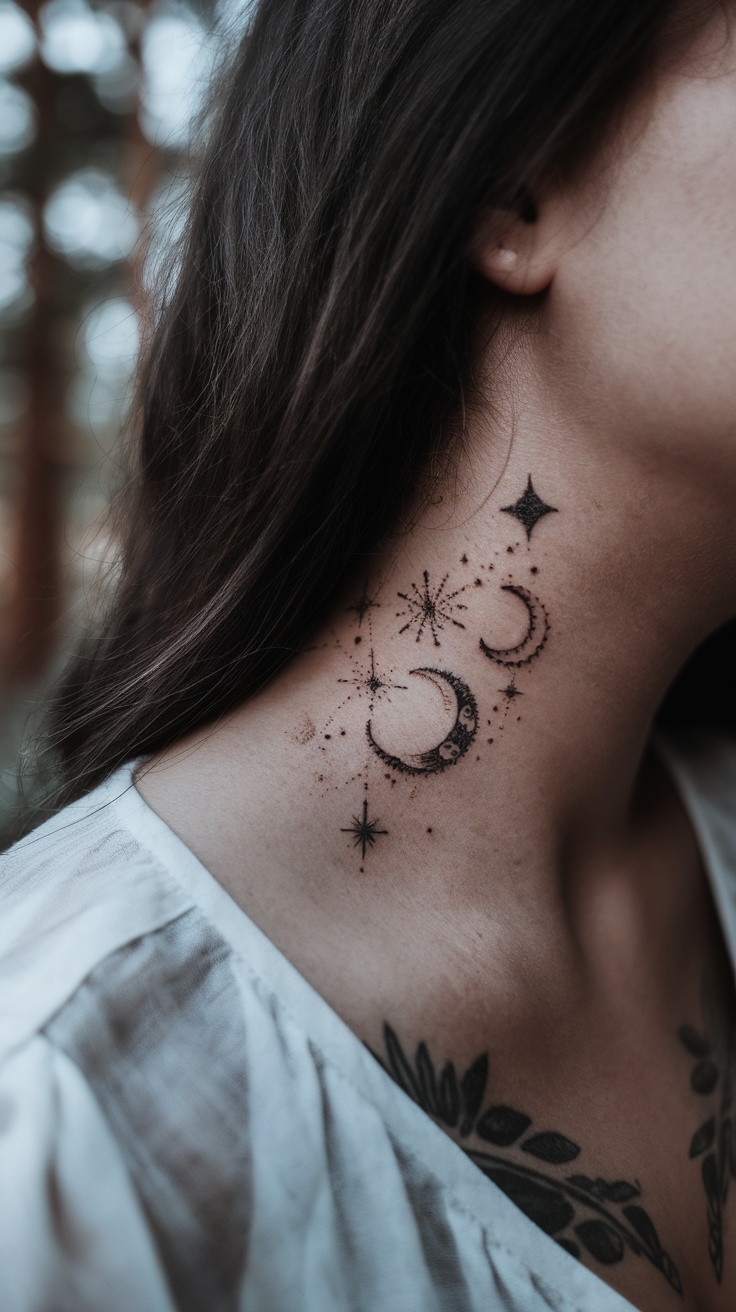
376 1024 682 1295
680 982 736 1283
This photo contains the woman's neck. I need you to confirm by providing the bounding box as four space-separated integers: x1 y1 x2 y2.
138 325 736 976
279 354 735 877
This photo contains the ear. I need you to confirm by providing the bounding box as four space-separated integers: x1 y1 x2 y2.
472 192 562 295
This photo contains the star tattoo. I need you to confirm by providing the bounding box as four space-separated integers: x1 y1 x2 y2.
346 583 380 625
338 648 407 711
397 570 467 646
500 681 523 702
501 476 558 540
341 798 388 860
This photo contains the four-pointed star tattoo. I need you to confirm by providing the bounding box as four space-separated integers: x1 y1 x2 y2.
501 475 558 540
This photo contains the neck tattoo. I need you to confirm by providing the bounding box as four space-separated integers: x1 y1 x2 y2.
301 473 558 871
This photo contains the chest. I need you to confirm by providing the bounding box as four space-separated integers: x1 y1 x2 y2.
372 978 736 1312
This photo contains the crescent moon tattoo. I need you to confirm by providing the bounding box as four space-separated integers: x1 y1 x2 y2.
366 668 478 775
479 585 550 668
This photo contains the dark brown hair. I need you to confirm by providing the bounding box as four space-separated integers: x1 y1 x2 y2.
36 0 722 811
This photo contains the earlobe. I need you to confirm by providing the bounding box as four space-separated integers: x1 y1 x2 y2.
493 246 521 272
472 204 557 295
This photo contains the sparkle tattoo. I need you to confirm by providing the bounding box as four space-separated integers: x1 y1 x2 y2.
340 798 388 860
346 583 380 626
500 679 522 703
501 476 558 541
337 648 408 712
397 570 467 646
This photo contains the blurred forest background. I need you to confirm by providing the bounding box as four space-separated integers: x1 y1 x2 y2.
0 0 242 826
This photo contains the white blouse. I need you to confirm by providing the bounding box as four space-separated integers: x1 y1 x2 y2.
1 737 734 1312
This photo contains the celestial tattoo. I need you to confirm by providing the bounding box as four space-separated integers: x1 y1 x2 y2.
340 798 388 860
501 476 558 540
367 668 478 774
345 583 380 626
499 680 522 703
397 570 467 646
480 585 550 668
323 472 559 866
338 648 408 711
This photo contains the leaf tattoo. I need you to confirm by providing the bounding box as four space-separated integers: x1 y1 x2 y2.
374 1023 682 1295
679 983 736 1284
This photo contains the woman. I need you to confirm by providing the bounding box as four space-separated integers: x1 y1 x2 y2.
3 0 736 1307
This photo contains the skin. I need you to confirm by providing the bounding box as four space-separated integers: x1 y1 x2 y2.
138 10 736 1310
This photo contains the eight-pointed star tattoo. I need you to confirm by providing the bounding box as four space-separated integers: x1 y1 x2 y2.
341 798 388 859
397 570 467 646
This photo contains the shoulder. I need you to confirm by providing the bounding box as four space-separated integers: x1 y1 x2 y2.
659 730 736 903
0 770 192 1047
660 729 736 808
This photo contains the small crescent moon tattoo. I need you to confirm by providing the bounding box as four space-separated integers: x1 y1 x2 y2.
479 585 549 667
366 667 478 775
